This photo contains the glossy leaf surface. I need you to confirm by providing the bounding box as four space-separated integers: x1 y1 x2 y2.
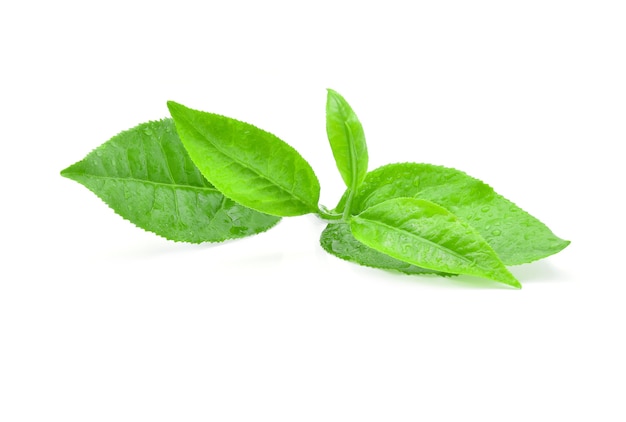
320 223 449 276
168 101 320 217
61 119 280 243
337 163 569 265
326 89 368 191
350 198 521 288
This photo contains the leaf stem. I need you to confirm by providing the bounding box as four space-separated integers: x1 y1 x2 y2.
317 206 344 223
342 188 356 221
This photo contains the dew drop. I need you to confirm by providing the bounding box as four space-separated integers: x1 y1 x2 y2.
481 206 491 212
491 229 501 236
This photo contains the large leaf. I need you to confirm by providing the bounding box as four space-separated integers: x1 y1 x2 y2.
168 101 320 217
325 89 368 192
336 163 569 265
61 119 280 243
350 198 521 288
320 223 449 276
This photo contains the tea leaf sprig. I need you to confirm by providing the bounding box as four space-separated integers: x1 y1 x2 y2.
61 89 570 288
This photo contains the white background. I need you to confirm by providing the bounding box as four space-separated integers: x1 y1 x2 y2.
1 1 625 421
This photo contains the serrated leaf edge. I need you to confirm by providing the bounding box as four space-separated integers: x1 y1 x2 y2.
61 175 282 244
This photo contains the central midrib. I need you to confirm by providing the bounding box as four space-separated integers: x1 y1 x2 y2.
64 172 220 193
355 217 475 268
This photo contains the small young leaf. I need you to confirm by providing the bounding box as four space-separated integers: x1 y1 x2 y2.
168 101 320 217
336 163 569 265
320 223 450 276
61 119 280 243
350 198 521 288
326 89 368 191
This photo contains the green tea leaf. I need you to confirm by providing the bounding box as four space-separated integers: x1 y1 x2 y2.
326 89 368 192
336 163 569 265
168 101 320 217
320 223 450 276
61 119 280 243
350 198 521 288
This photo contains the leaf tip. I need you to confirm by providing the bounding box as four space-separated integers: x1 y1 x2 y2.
499 266 522 289
60 163 77 179
166 100 185 116
326 88 343 102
